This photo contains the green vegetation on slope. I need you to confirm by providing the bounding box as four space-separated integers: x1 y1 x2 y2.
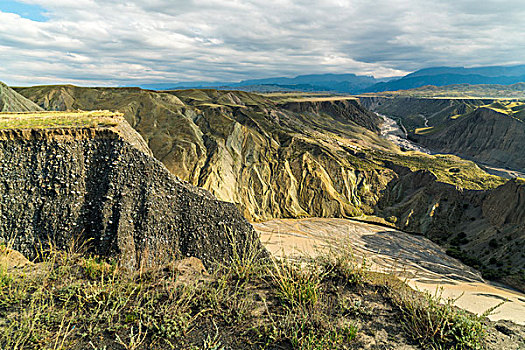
0 243 495 350
378 152 505 190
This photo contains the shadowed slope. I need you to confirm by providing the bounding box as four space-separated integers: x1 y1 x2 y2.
0 82 42 112
361 96 525 171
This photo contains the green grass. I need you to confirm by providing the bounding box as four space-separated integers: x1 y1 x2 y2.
269 258 322 308
389 284 486 349
377 150 506 190
0 240 491 349
0 110 121 130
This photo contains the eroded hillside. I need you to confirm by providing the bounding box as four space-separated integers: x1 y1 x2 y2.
360 96 525 171
17 86 502 221
376 165 525 290
16 86 525 291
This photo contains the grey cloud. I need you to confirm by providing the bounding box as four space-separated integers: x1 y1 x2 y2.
0 0 524 86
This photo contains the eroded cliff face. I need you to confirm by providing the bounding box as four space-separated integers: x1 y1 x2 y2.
0 118 263 269
377 167 525 291
17 86 396 221
0 82 42 112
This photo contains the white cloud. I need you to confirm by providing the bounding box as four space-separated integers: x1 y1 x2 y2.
0 0 524 85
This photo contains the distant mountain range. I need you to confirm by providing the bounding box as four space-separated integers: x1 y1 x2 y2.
367 65 525 92
136 64 525 94
139 73 392 93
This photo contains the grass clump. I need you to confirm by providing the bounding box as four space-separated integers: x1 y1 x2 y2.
269 258 322 308
384 279 488 349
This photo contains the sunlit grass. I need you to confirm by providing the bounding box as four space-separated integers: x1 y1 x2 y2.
0 110 121 130
414 126 434 135
379 151 506 190
0 239 491 349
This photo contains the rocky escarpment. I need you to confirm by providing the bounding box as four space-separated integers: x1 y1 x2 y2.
0 82 42 112
412 107 525 170
17 86 397 221
0 115 263 269
377 165 525 291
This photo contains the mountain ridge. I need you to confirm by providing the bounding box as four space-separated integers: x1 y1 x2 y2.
133 64 525 94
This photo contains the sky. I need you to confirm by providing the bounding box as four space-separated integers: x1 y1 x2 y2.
0 0 524 86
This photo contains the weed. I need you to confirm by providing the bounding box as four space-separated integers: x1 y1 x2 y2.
116 323 148 350
222 227 266 281
269 257 322 308
81 256 116 280
320 250 369 285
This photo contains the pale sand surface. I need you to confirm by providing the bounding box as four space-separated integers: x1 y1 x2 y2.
254 218 525 325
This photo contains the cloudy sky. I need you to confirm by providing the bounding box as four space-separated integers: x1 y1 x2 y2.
1 0 524 86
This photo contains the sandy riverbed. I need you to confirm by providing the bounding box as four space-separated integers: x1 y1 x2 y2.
254 218 525 325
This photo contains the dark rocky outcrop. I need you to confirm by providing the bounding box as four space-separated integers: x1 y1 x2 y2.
0 117 264 269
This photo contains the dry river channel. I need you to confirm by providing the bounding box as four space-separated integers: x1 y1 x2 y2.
254 218 525 325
